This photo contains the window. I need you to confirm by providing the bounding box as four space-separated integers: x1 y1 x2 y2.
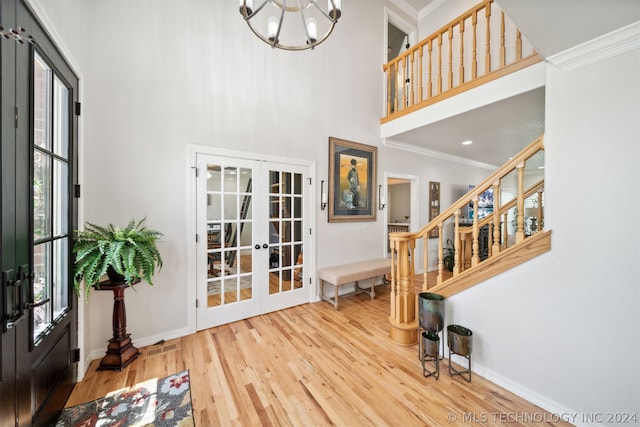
32 52 71 342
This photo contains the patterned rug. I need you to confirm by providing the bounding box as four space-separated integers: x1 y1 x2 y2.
57 370 194 427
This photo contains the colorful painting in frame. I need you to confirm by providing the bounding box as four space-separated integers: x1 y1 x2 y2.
428 181 440 238
328 137 377 222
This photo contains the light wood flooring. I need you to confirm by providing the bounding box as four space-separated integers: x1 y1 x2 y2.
67 282 571 426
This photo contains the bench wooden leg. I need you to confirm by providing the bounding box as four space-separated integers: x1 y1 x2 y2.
355 278 376 300
321 280 340 309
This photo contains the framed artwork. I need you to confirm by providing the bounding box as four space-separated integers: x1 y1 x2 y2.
468 185 494 219
428 181 440 238
328 137 377 222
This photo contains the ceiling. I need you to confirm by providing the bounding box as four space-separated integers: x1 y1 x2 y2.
388 88 545 167
386 0 639 167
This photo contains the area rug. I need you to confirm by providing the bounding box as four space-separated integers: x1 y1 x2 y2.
56 370 194 427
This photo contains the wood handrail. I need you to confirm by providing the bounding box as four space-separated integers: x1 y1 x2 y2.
381 0 542 123
388 134 547 345
400 134 543 241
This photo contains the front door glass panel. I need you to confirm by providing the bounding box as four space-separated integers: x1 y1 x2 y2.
32 53 71 342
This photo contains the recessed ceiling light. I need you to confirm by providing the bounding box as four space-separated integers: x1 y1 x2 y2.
462 140 473 145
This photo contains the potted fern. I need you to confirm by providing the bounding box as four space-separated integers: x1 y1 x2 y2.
73 218 163 298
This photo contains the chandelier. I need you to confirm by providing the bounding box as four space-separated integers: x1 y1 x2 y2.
239 0 341 51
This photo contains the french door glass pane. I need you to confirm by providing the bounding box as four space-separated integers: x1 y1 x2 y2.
53 160 68 235
33 242 52 336
33 54 51 150
34 151 51 240
53 238 69 316
267 170 304 295
206 162 254 308
32 52 71 343
53 76 69 158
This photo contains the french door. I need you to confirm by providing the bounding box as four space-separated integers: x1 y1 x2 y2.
1 0 78 425
196 154 309 330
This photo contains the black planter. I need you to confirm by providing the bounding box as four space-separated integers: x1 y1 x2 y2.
447 324 473 356
447 324 473 382
418 292 445 332
421 331 440 379
106 266 126 284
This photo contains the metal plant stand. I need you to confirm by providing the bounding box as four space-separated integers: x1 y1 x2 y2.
417 292 445 361
447 324 473 382
421 331 440 379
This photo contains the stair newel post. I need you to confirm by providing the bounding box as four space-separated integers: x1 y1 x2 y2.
437 222 444 285
492 181 501 254
389 232 418 345
516 162 526 243
453 210 462 274
389 237 397 320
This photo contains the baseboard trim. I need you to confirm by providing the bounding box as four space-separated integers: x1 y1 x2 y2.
88 326 193 364
462 358 595 427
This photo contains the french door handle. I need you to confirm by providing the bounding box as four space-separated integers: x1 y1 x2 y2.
255 244 261 249
25 298 50 310
262 244 268 249
2 267 29 332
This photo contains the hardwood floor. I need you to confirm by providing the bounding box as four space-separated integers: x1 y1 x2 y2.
67 284 571 426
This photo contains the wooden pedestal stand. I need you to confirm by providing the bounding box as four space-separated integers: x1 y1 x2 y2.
94 280 141 371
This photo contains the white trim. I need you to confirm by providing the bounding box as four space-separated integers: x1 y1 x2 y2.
383 7 418 120
387 0 418 19
185 144 317 331
467 359 591 427
419 0 446 21
24 0 83 78
383 138 498 170
381 172 420 260
25 0 88 381
548 20 640 72
89 326 193 362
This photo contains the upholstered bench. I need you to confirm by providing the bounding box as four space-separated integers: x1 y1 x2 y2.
318 259 391 309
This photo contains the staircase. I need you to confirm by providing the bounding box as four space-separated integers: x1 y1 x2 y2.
387 135 550 345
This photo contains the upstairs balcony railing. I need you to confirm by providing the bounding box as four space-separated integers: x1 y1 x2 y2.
382 0 542 123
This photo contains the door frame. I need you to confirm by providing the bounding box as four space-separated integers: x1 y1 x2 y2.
26 0 87 383
381 172 419 260
186 144 316 334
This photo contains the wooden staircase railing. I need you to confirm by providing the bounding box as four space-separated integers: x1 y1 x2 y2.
381 0 542 124
388 134 551 345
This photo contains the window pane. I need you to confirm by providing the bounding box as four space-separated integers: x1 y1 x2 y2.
53 76 69 159
33 53 52 150
34 151 51 240
53 160 68 236
53 238 69 317
33 242 52 338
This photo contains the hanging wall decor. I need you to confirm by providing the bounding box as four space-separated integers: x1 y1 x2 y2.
328 137 377 222
428 181 440 238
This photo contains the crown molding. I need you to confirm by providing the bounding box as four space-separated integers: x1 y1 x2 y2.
388 0 418 19
382 139 498 171
418 0 446 22
547 20 640 72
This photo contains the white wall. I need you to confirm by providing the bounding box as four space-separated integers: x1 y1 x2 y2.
34 1 640 422
447 49 640 423
32 0 491 363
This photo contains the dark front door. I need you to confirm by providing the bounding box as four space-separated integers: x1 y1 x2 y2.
1 0 79 425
